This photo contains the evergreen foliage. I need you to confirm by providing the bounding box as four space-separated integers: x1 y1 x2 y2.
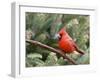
25 12 90 67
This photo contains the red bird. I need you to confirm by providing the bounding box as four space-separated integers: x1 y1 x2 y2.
55 27 85 55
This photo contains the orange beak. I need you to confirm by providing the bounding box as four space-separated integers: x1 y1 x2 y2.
54 33 61 40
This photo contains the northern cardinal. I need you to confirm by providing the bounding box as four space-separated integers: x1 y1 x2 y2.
55 27 85 55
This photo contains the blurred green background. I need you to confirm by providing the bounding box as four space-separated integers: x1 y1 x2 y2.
25 12 90 67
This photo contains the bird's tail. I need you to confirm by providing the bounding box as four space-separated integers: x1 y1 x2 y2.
71 40 85 55
76 48 85 55
74 45 85 55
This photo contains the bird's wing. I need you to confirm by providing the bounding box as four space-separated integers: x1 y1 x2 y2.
70 39 78 49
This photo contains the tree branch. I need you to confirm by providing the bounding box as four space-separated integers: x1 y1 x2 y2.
26 39 77 65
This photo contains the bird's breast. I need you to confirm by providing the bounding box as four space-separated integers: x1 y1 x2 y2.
58 37 75 53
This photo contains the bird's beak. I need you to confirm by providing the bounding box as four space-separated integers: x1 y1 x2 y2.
54 34 61 40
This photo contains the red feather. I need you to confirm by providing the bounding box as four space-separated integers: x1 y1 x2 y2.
58 27 85 55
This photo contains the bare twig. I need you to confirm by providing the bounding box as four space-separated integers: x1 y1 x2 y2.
26 39 77 65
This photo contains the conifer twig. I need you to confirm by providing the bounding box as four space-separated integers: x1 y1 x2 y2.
26 39 77 65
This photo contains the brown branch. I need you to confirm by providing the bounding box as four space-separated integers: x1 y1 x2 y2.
26 39 78 65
